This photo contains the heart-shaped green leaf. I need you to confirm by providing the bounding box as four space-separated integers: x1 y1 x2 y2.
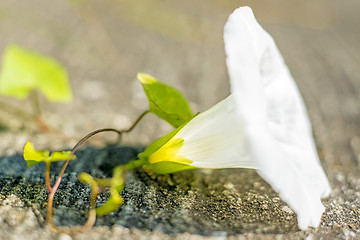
138 73 193 128
0 44 72 102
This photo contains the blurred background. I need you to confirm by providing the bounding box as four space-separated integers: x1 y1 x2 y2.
0 0 359 178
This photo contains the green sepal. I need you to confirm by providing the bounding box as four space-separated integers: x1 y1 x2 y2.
138 122 184 160
137 73 193 128
138 120 198 174
143 161 197 175
0 44 73 102
23 141 76 168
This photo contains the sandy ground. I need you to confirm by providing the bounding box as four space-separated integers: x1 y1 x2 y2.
0 0 360 239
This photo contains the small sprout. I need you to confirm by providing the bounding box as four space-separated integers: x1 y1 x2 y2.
36 128 125 234
93 166 125 216
23 141 76 168
137 73 193 128
79 170 124 217
0 44 73 103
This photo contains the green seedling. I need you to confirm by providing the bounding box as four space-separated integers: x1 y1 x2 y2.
0 44 73 120
23 74 194 233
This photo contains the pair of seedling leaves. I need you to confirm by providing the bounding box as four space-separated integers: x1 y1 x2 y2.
23 69 195 216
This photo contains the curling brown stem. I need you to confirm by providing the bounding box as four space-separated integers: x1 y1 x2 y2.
45 110 149 232
47 110 149 194
124 110 150 133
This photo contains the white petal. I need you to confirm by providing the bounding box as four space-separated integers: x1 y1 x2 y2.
175 95 255 169
224 6 331 229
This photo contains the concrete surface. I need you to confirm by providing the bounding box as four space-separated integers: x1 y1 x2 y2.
0 0 359 239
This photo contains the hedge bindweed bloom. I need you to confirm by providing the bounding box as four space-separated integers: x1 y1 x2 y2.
146 6 331 230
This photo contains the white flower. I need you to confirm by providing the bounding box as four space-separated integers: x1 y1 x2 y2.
148 6 331 230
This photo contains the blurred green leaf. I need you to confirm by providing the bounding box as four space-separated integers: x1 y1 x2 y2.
23 141 76 168
137 73 193 128
0 44 72 102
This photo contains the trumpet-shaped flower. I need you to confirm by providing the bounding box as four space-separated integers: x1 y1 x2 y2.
145 6 331 230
